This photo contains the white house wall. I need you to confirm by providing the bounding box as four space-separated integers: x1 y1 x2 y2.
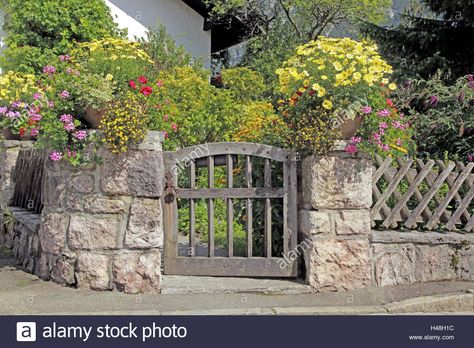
105 0 211 67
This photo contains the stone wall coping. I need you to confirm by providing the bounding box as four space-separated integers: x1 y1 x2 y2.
9 206 41 232
371 230 474 245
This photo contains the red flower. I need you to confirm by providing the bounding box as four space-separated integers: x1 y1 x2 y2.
129 80 137 89
386 99 394 107
19 128 25 137
138 76 148 84
140 86 153 96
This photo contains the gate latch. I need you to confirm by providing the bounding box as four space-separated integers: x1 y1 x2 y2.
164 171 176 203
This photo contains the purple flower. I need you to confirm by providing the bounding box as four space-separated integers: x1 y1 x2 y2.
377 109 390 117
345 144 358 155
381 144 390 151
59 90 70 99
430 95 439 107
467 75 474 82
468 154 474 162
59 54 71 62
361 106 372 114
49 151 62 162
64 122 76 132
469 81 474 89
33 93 42 100
29 114 42 122
379 122 388 130
73 130 88 141
59 114 73 123
350 136 362 144
47 101 55 108
30 129 39 137
43 65 56 75
0 106 7 114
6 111 20 118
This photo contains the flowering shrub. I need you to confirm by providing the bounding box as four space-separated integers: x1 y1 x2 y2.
0 100 42 138
393 74 474 162
0 72 39 104
276 37 396 154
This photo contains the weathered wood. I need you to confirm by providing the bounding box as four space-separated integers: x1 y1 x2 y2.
189 160 196 257
446 183 474 230
226 154 233 257
176 187 285 199
426 163 474 230
404 162 455 229
207 156 215 258
264 158 272 258
162 163 179 274
245 155 253 258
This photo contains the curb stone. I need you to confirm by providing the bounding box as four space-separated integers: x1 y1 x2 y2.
384 292 474 314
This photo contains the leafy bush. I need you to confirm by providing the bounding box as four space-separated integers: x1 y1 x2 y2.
221 67 266 101
0 46 57 74
394 74 474 162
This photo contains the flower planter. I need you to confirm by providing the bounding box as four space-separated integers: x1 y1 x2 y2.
336 115 363 140
84 107 105 129
2 128 33 141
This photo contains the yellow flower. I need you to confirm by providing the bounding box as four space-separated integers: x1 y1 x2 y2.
333 62 343 71
322 100 333 110
105 74 114 81
388 83 397 91
321 75 328 80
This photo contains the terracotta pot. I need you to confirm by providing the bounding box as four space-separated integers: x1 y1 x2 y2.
2 127 33 141
84 107 105 129
336 115 364 140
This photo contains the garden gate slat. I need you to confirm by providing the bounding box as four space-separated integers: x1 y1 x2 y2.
162 142 298 278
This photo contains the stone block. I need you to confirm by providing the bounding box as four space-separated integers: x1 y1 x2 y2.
414 245 458 282
51 252 76 285
298 210 332 236
301 155 372 210
75 252 111 290
68 214 122 250
100 149 164 197
112 251 161 294
125 198 163 249
372 243 416 286
69 174 95 193
38 212 69 255
306 238 371 292
334 210 371 235
66 194 127 214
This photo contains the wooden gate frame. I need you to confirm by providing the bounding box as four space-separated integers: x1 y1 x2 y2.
162 142 298 277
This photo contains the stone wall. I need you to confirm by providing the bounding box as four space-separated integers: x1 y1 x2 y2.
0 132 165 294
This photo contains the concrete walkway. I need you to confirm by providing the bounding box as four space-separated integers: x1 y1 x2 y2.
1 250 473 315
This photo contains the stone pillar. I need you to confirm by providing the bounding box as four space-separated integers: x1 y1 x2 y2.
39 131 164 293
298 145 373 292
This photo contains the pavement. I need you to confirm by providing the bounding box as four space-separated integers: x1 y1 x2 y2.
0 250 473 315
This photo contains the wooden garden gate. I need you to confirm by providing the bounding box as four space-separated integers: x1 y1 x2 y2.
162 142 298 277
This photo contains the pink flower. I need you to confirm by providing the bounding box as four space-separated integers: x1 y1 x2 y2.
396 138 403 146
377 109 391 117
138 75 148 84
60 114 73 123
140 86 153 96
59 90 70 99
163 131 169 139
171 122 178 131
73 130 88 140
361 106 372 114
350 136 362 144
47 101 55 108
30 129 39 137
468 154 474 162
156 80 164 87
379 122 388 130
42 65 56 75
66 149 77 158
59 54 71 62
163 114 169 121
33 93 42 100
345 144 358 155
50 151 62 162
129 80 137 89
64 122 76 132
430 95 439 107
380 144 390 151
29 114 42 122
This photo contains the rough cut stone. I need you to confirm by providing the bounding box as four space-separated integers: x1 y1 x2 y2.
66 194 127 214
414 245 458 282
301 155 372 210
75 253 111 290
306 238 371 292
42 173 69 208
68 214 122 250
298 210 332 235
34 252 53 280
372 243 416 286
69 174 95 193
38 212 69 255
125 198 163 249
334 210 371 235
112 251 161 294
51 252 76 285
100 149 163 197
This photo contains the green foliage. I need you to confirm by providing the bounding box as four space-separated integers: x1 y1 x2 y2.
1 206 15 231
148 66 245 150
1 0 124 52
0 46 57 74
221 67 266 101
138 25 196 72
393 73 474 161
362 0 474 82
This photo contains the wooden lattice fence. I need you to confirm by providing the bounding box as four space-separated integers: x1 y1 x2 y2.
371 155 474 232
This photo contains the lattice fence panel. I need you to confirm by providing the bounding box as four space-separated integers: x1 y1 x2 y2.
371 155 474 232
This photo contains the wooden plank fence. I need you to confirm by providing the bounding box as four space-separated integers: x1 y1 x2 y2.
371 155 474 232
11 148 45 214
